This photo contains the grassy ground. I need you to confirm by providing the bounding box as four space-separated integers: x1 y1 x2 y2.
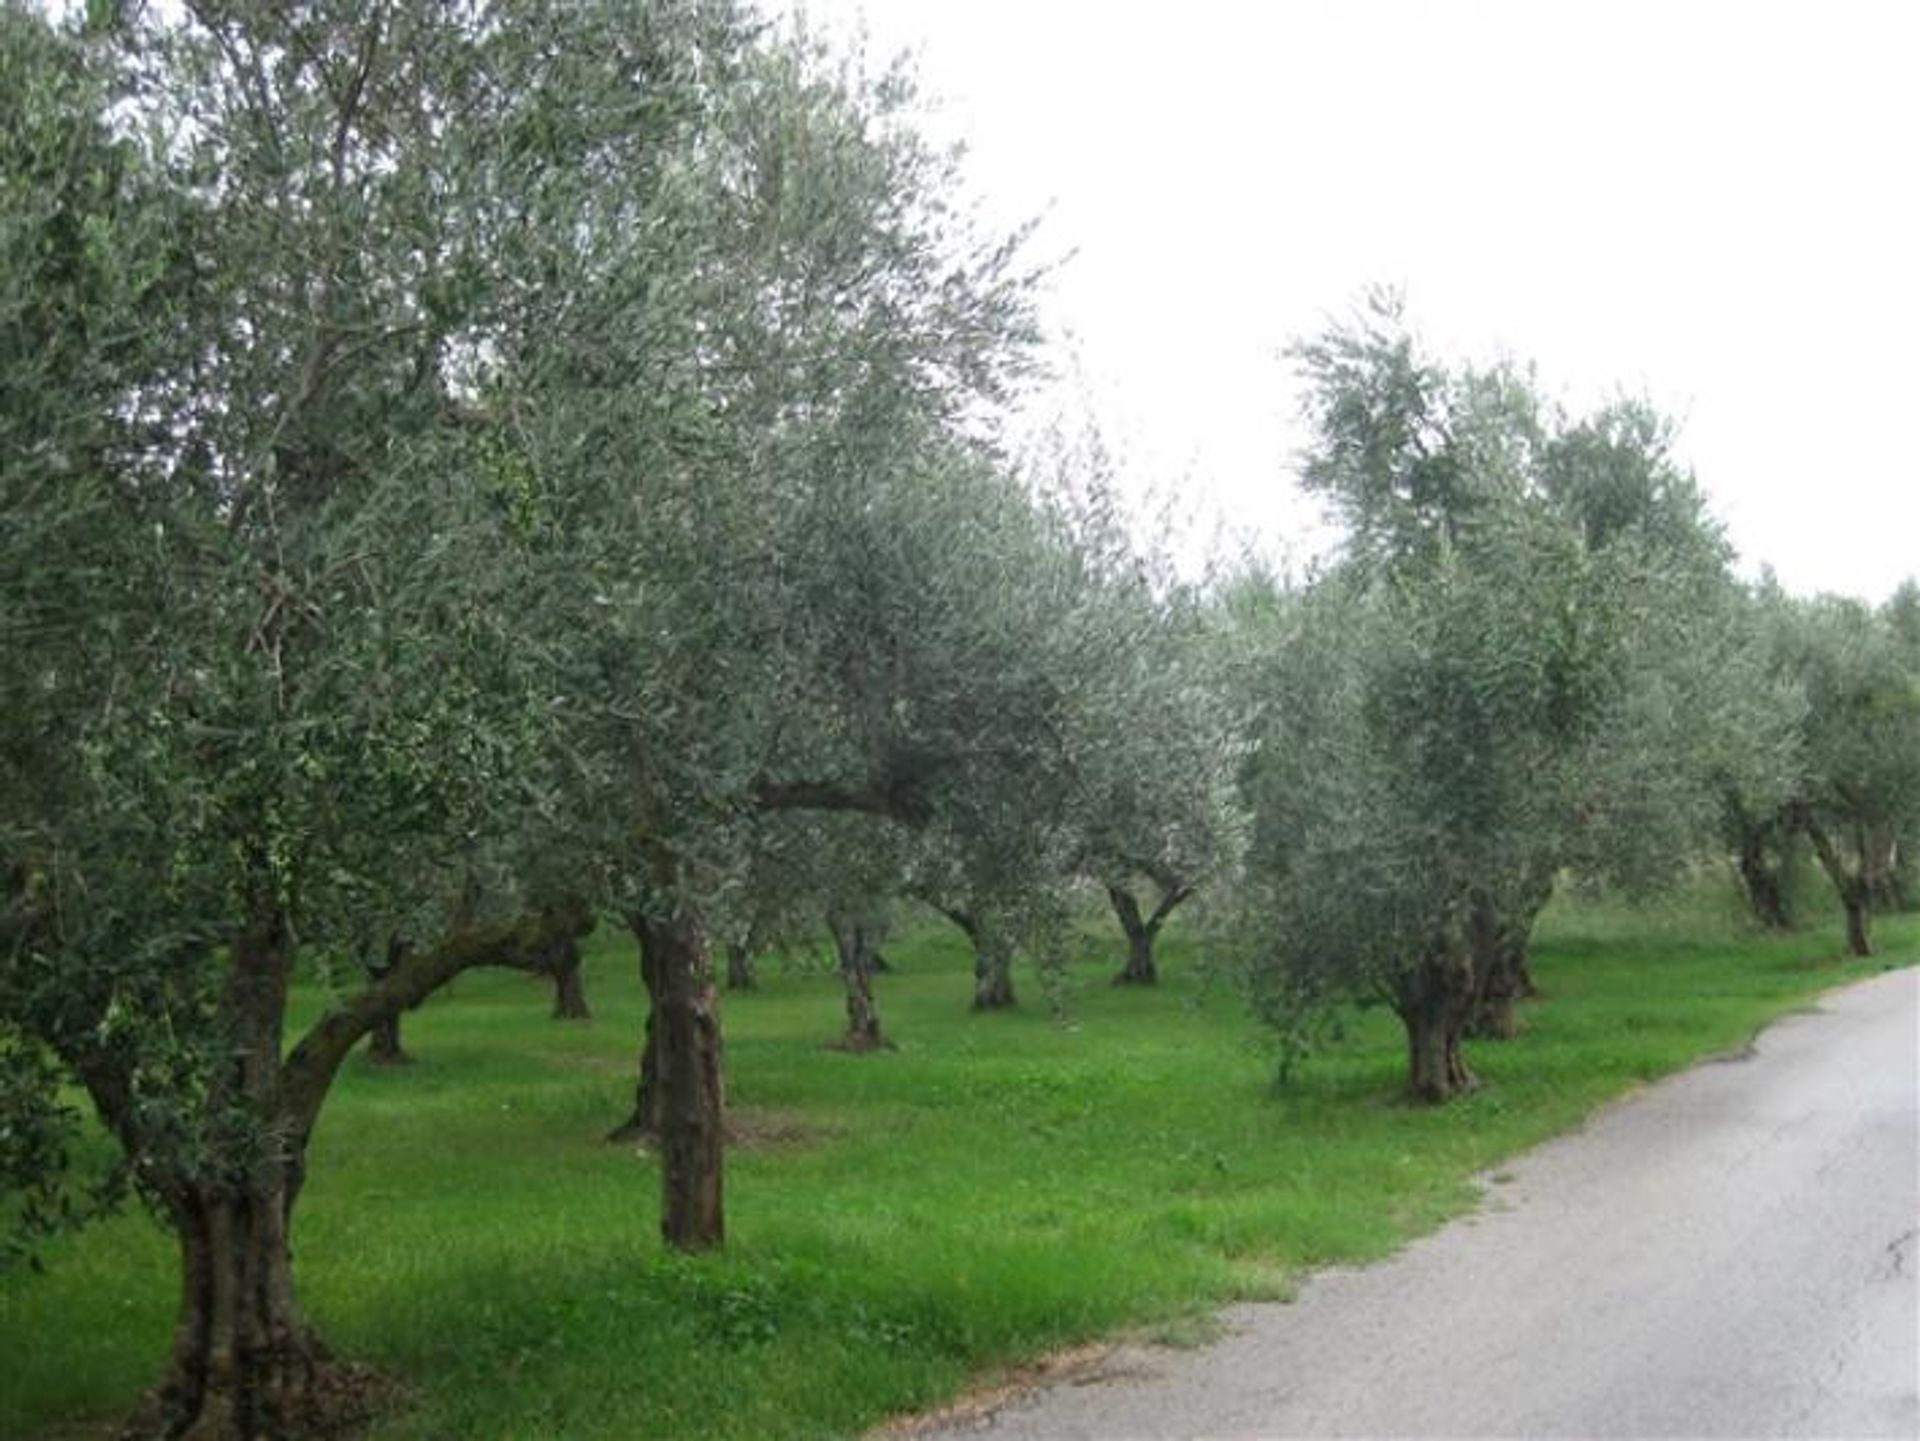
4 885 1914 1440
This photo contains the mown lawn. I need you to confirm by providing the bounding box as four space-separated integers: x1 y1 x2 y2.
5 887 1915 1439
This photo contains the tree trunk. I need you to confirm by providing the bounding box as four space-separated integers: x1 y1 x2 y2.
1843 894 1872 958
125 1178 374 1441
830 913 887 1051
607 915 662 1143
548 937 590 1020
972 932 1016 1010
1396 941 1479 1104
122 917 377 1439
638 905 725 1251
724 942 756 991
1466 884 1549 1039
363 934 412 1063
1107 886 1158 986
1803 813 1874 958
1736 828 1793 931
366 1013 410 1065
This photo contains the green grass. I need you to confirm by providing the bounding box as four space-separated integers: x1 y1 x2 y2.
4 886 1915 1440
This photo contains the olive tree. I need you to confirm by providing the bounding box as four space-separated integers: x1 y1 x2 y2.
1781 596 1920 955
1236 298 1762 1099
1 4 630 1433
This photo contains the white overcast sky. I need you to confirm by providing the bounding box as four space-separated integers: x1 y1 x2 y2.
791 0 1916 600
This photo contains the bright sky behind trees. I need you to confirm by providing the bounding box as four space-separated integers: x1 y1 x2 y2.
794 0 1918 601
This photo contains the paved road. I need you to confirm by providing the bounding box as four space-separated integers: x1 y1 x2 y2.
921 966 1920 1440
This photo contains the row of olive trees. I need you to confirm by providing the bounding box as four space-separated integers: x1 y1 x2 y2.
0 3 1179 1435
1216 294 1908 1102
4 8 1912 1440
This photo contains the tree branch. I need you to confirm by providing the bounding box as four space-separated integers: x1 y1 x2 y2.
277 899 593 1140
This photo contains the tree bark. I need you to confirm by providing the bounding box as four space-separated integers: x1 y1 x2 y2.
98 903 594 1439
1395 939 1479 1104
1802 812 1874 958
1466 877 1550 1039
607 913 663 1143
829 912 887 1051
1736 824 1793 930
366 1012 410 1065
1107 885 1157 985
547 936 590 1020
124 1178 373 1441
1106 880 1193 986
724 942 756 991
972 931 1016 1010
362 934 412 1063
642 904 725 1251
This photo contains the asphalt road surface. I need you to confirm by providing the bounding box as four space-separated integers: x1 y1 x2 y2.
918 966 1920 1440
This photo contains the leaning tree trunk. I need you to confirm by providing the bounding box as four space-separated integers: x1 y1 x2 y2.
1803 813 1874 958
548 936 591 1019
1107 886 1158 986
1396 941 1480 1104
829 913 887 1052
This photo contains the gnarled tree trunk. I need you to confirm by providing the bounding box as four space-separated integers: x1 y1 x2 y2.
1395 938 1480 1104
128 1176 369 1441
97 904 594 1440
724 942 756 991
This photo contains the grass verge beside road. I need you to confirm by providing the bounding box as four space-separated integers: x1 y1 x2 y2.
4 890 1914 1440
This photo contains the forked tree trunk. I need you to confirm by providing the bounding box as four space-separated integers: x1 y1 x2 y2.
100 904 592 1440
548 937 590 1019
830 913 887 1051
1396 941 1480 1104
725 942 756 991
642 905 725 1251
1106 880 1194 986
122 921 373 1440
